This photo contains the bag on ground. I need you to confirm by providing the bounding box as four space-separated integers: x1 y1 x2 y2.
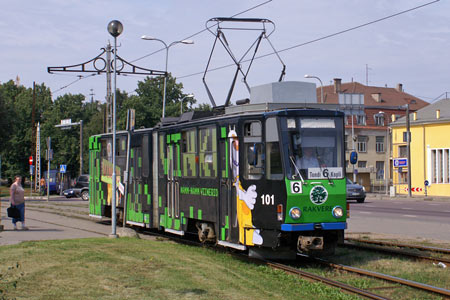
7 205 20 219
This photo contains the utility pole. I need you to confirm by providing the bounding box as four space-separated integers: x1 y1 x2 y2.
106 42 112 133
31 82 36 190
35 123 41 192
406 104 412 197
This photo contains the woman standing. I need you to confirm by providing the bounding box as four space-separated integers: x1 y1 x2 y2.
10 175 29 230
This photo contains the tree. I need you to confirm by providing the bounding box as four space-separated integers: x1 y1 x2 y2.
118 74 197 129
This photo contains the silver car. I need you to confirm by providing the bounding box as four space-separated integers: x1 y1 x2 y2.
346 178 366 203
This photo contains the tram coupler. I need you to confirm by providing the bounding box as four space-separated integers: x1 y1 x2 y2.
297 236 324 251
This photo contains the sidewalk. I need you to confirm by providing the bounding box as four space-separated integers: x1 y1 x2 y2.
0 198 109 246
366 193 450 202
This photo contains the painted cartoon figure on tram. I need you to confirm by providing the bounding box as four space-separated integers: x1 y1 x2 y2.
228 127 263 246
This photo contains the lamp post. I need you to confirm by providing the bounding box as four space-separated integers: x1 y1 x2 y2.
180 94 194 115
141 36 194 118
304 74 324 103
108 20 123 238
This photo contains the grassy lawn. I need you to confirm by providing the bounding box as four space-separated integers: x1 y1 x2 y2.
0 185 40 198
0 238 360 300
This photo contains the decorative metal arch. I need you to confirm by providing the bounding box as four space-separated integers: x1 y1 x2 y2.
47 48 166 76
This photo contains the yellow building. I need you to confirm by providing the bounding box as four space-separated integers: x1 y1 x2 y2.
391 99 450 196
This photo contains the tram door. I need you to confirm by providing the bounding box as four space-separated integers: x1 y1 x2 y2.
166 142 181 230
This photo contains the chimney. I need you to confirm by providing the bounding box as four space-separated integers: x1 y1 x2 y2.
334 78 342 93
436 109 441 119
413 111 417 121
396 83 403 92
391 114 396 122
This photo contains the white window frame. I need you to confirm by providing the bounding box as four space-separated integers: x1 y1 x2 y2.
427 148 450 185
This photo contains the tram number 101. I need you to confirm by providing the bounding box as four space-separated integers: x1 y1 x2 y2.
261 194 274 205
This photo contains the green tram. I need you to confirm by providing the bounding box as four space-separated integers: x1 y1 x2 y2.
89 81 347 258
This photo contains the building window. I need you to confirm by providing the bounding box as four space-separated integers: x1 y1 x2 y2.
357 115 366 125
344 134 349 151
376 136 385 153
357 136 368 152
431 149 450 184
374 114 385 126
358 161 367 168
399 145 407 158
402 131 410 142
376 161 385 180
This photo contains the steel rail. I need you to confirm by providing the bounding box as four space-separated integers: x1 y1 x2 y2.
345 238 450 254
343 241 450 265
314 258 450 298
266 260 391 300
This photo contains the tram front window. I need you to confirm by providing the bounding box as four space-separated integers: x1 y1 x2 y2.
287 117 344 180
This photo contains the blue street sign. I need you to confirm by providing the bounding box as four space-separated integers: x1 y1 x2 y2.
424 180 429 186
60 164 67 173
393 158 408 167
30 165 34 175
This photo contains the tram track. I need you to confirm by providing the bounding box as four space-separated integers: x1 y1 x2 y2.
342 240 450 265
305 256 450 299
345 237 450 255
18 201 450 299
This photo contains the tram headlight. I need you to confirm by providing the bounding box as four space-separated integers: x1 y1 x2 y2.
289 207 301 220
332 206 344 218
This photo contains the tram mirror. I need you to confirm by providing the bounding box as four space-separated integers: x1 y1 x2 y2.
350 151 358 165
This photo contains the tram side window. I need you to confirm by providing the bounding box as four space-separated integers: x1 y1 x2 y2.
182 129 197 178
199 127 217 178
142 135 149 178
244 121 263 180
158 134 166 178
266 117 283 180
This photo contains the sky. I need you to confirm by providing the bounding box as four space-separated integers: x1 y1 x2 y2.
1 0 449 107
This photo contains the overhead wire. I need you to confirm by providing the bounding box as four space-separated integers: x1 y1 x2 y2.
177 0 440 79
53 0 273 93
130 0 273 63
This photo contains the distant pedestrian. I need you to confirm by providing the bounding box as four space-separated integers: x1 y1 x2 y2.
10 175 28 230
40 177 46 196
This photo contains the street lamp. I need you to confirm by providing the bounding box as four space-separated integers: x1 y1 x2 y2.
108 20 123 238
180 94 194 115
304 74 324 103
141 35 194 119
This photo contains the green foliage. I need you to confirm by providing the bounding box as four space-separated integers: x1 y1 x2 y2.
0 75 199 180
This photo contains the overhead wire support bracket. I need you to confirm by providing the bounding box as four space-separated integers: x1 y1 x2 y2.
202 17 286 109
47 47 166 76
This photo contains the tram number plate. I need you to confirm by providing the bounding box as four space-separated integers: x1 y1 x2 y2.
290 181 303 194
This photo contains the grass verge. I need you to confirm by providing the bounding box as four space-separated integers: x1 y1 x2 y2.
0 238 360 300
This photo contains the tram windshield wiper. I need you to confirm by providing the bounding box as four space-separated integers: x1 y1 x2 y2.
315 148 333 185
289 155 304 184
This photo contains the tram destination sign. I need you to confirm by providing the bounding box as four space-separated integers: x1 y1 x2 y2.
308 168 343 179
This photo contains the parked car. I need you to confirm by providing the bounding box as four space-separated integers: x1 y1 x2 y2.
63 174 89 201
346 178 366 203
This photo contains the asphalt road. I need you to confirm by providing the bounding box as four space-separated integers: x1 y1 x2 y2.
347 196 450 242
1 195 449 245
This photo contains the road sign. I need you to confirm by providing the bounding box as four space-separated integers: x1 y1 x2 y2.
424 180 429 186
404 187 423 192
60 164 67 174
29 156 33 165
393 158 408 167
30 165 34 175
